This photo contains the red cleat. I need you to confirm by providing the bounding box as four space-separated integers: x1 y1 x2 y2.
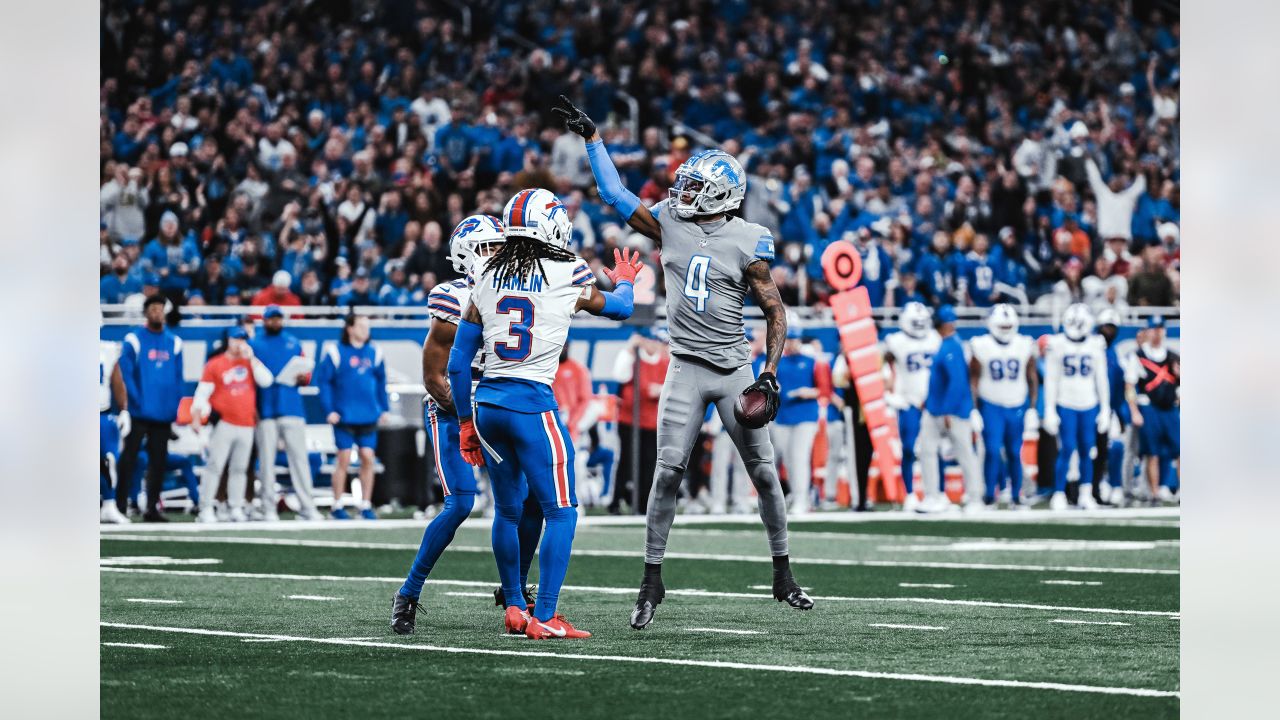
504 606 532 635
525 613 591 640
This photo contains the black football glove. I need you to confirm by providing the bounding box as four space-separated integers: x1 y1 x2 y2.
552 94 597 140
747 371 782 423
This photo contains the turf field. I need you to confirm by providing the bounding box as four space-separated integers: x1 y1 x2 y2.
100 510 1179 719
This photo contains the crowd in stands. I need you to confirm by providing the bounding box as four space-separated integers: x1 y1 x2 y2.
100 0 1180 315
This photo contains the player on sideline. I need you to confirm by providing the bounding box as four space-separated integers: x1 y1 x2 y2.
882 302 940 512
449 187 644 640
968 304 1038 507
390 215 542 635
1042 303 1110 511
555 95 813 630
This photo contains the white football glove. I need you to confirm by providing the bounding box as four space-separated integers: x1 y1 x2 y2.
115 409 131 438
1096 410 1110 435
1024 408 1040 433
1042 410 1060 436
884 392 908 411
969 409 984 434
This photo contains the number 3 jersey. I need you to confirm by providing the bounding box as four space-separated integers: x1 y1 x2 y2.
883 330 941 407
652 198 775 369
970 333 1035 408
1045 334 1109 411
469 257 595 391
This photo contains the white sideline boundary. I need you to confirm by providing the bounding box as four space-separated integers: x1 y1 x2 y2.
101 567 1180 617
99 507 1180 534
100 534 1179 576
99 621 1178 698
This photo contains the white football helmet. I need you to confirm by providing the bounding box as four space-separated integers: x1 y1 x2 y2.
1096 308 1121 327
503 188 573 250
987 303 1020 343
1062 303 1095 341
448 214 505 274
900 302 932 338
669 149 747 219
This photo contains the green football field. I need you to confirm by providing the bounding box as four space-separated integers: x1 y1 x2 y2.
100 510 1179 719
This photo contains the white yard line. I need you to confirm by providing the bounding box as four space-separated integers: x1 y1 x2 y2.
125 598 183 604
102 642 168 650
1050 619 1132 627
99 621 1178 699
285 595 343 601
1042 580 1104 586
878 540 1176 552
101 534 1178 576
685 627 766 635
898 583 957 589
868 623 948 631
102 567 1179 617
445 592 495 598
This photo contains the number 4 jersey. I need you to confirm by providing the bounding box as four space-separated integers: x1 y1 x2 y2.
469 257 595 389
970 333 1034 408
1045 334 1109 411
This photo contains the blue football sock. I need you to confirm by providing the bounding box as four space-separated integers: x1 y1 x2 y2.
492 500 526 609
517 493 544 587
100 462 115 501
532 506 578 622
398 493 474 599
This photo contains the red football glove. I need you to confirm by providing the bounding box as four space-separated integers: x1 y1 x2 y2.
459 418 485 466
602 248 644 286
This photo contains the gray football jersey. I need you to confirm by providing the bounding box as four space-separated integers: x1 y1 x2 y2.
652 199 777 368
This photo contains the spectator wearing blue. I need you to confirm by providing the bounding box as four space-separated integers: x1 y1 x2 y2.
854 222 895 307
116 295 185 522
377 261 413 307
917 231 959 307
494 115 538 175
433 114 476 182
253 306 320 521
101 251 143 304
962 233 1002 308
994 227 1030 303
915 305 983 513
337 267 375 307
374 190 409 250
141 211 201 302
314 314 389 520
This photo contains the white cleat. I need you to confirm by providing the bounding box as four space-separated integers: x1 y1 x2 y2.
997 488 1013 507
100 503 129 524
1157 486 1176 503
1097 483 1113 505
195 507 219 523
902 493 921 513
962 500 986 515
1049 492 1069 512
1077 491 1098 510
227 507 248 523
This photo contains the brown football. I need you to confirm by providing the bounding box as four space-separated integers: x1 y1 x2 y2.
733 387 771 429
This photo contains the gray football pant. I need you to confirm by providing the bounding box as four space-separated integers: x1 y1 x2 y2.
200 422 254 511
645 358 789 564
256 416 317 516
918 411 983 502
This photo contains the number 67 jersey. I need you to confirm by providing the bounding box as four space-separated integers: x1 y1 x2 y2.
469 257 596 387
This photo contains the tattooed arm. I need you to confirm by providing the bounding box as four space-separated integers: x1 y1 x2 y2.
745 259 786 375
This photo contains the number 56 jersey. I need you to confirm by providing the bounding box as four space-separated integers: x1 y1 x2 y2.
970 333 1035 408
1046 334 1109 411
469 257 595 387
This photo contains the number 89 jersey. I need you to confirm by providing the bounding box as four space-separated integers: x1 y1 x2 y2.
970 333 1034 408
469 257 595 387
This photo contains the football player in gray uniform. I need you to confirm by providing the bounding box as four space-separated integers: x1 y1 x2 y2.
555 95 813 630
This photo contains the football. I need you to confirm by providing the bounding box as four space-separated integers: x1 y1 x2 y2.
733 386 772 429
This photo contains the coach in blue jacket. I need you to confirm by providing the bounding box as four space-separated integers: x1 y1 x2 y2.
117 295 185 521
314 314 389 519
915 305 983 513
252 305 319 520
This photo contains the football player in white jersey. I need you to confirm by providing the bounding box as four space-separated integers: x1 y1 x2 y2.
448 187 643 640
1043 303 1110 510
882 302 941 511
100 326 131 524
968 304 1038 508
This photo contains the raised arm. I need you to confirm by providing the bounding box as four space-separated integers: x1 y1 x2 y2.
745 260 786 376
422 318 458 415
553 95 663 243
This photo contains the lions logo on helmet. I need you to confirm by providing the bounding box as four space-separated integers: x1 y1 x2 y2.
899 302 932 338
987 303 1020 343
449 214 505 275
669 149 747 219
503 188 573 250
1061 303 1095 341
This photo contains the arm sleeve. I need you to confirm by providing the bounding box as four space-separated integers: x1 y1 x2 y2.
447 319 485 420
586 140 642 220
599 281 634 320
1085 160 1108 197
250 357 274 387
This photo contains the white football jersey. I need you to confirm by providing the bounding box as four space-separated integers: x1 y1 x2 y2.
425 278 485 406
1046 334 1109 411
100 341 120 412
883 330 941 406
469 256 595 387
970 333 1035 408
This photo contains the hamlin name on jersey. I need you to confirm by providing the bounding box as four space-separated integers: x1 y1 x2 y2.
884 330 941 406
971 333 1034 408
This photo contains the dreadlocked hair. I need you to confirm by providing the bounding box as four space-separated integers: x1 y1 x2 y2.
482 235 576 285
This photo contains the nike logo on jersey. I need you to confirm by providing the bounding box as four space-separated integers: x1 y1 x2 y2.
537 622 566 637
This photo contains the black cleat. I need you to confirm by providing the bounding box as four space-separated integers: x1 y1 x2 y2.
492 585 538 608
391 592 422 635
142 509 169 523
773 576 815 610
629 581 666 630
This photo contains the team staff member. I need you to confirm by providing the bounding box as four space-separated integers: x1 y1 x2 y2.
315 314 389 520
611 328 668 514
252 305 319 521
1135 315 1180 502
758 327 823 515
917 305 983 513
117 295 185 522
192 327 274 523
1095 309 1141 504
100 329 131 524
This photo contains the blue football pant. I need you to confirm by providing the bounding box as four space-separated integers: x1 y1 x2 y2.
980 402 1025 502
898 406 921 494
1054 406 1099 493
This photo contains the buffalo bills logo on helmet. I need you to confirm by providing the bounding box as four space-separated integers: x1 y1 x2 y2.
452 217 482 240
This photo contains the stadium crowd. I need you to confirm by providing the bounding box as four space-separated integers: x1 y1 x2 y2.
100 0 1180 315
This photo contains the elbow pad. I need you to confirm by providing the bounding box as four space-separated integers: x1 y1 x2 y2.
600 281 634 320
586 141 642 219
